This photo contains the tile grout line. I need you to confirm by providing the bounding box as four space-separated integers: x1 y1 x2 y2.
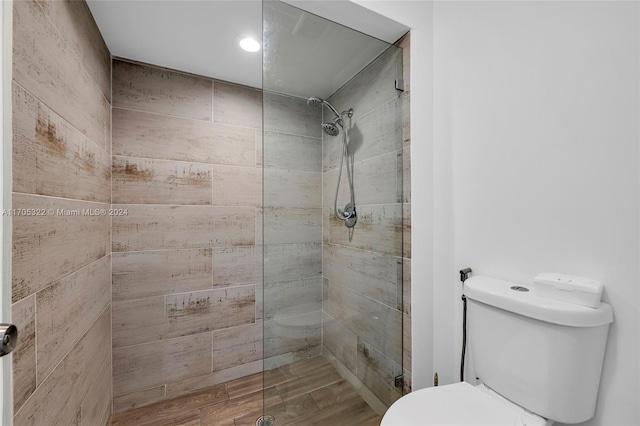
12 190 111 206
13 80 110 157
113 283 259 308
113 326 240 352
14 255 110 308
323 148 404 174
325 274 403 315
113 104 323 140
17 303 112 419
112 153 262 169
23 2 112 151
112 105 263 134
320 106 325 354
211 79 216 123
33 293 38 399
215 328 218 374
110 49 115 415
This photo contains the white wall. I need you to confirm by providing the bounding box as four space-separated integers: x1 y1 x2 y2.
436 2 639 425
356 1 639 425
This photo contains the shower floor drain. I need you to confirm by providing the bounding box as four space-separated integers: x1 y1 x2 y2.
256 415 275 426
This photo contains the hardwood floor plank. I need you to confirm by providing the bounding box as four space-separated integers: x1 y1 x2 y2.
310 380 359 410
199 390 262 425
236 394 319 426
283 395 376 426
360 415 384 426
113 386 166 414
270 394 320 425
225 373 263 400
228 388 283 426
264 367 295 389
276 364 342 401
175 416 201 426
110 356 382 426
110 385 227 426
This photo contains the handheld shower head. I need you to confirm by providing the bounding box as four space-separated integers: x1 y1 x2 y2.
322 122 340 137
321 116 342 136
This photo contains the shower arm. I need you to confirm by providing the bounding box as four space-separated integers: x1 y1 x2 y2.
338 108 354 123
323 101 341 119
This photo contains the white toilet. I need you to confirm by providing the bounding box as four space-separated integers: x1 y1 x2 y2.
382 275 613 425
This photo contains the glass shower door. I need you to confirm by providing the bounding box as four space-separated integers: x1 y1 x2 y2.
262 1 405 423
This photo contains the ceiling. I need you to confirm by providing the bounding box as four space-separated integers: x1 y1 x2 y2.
86 0 409 98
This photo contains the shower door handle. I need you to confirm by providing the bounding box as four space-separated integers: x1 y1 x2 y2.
0 324 17 357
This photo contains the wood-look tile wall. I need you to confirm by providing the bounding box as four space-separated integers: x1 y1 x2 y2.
11 0 112 424
10 3 410 420
111 60 321 412
322 35 412 408
262 92 323 370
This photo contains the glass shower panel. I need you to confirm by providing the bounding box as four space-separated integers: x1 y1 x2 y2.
262 1 404 423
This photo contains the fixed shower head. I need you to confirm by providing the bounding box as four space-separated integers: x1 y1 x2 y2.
307 97 325 108
322 117 342 136
307 96 341 118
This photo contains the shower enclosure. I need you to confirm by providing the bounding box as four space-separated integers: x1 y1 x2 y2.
6 0 409 423
261 1 407 422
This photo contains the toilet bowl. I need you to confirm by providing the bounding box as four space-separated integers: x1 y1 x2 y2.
381 382 553 426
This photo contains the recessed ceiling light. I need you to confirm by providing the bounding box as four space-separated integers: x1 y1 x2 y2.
239 37 260 53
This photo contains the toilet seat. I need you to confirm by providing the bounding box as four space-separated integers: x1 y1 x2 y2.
381 382 552 426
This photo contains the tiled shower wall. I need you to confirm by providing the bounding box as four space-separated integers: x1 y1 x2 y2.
262 92 323 368
110 60 263 411
9 1 410 420
11 0 112 424
110 60 324 412
321 35 412 408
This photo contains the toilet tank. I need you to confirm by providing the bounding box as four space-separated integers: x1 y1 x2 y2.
464 276 613 424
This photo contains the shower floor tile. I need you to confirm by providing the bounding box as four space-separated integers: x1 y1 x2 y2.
109 356 382 426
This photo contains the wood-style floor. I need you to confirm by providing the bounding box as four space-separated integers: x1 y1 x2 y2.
109 356 382 426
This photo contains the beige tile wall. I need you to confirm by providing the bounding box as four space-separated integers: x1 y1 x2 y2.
10 2 410 421
321 34 412 408
11 0 112 424
111 59 264 412
111 60 323 412
262 92 323 370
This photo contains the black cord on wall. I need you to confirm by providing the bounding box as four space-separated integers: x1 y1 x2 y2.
459 268 472 382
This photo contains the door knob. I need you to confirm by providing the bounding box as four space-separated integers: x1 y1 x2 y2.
0 324 18 356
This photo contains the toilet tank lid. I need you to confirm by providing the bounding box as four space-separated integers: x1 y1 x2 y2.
464 275 613 327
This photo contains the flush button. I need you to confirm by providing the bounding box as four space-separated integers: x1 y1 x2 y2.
510 285 529 292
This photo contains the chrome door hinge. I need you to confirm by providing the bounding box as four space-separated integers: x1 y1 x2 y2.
394 374 404 388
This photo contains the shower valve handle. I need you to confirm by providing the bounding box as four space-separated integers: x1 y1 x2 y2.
338 208 354 219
